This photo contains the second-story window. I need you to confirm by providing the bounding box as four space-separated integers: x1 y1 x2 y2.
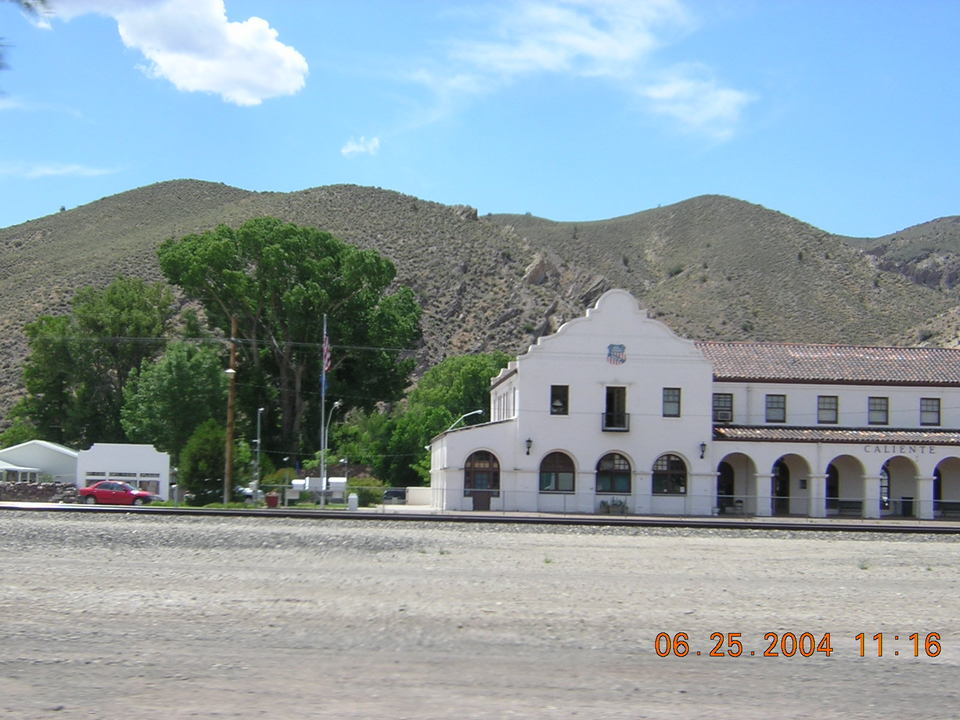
550 385 569 415
765 394 786 423
662 388 681 417
920 397 941 426
817 395 838 424
868 397 889 425
712 393 733 423
603 386 628 431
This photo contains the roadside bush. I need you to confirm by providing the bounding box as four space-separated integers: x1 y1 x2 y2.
347 476 385 507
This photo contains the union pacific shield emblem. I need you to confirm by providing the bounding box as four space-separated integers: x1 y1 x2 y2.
607 344 626 365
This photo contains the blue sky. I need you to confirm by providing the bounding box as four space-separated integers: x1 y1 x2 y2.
1 0 957 237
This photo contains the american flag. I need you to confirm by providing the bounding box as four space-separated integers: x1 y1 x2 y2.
322 332 331 372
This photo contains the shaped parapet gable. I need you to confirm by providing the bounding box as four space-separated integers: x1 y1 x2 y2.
521 288 708 367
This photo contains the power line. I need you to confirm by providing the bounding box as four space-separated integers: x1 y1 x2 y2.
27 335 419 354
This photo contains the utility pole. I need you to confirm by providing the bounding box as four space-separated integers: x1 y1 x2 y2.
223 315 237 505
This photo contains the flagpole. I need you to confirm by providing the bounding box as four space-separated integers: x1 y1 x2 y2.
320 314 328 507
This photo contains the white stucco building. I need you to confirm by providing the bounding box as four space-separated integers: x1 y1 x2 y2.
76 443 171 499
0 440 79 484
429 289 960 520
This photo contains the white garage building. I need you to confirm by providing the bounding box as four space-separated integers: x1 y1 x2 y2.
428 289 960 520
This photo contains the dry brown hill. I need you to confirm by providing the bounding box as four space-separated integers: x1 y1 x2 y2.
490 196 952 344
0 180 955 417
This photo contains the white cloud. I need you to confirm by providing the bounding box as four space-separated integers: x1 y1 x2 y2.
414 0 751 139
48 0 308 106
453 0 688 79
0 162 118 178
340 136 381 157
641 65 754 140
0 98 29 111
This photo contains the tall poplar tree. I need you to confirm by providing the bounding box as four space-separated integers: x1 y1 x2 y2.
158 217 421 458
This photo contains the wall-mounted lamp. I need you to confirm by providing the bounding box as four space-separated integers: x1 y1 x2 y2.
699 442 707 459
525 438 533 455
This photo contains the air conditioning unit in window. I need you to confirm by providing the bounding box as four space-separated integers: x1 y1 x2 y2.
715 410 733 423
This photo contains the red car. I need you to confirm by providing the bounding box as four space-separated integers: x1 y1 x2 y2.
79 481 158 506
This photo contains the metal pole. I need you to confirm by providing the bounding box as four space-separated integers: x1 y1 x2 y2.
320 315 328 506
254 407 264 499
223 315 238 505
320 399 342 506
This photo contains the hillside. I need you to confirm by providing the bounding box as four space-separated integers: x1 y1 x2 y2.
0 180 956 416
846 216 960 291
490 196 952 344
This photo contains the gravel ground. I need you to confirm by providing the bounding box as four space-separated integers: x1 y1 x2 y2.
0 510 958 719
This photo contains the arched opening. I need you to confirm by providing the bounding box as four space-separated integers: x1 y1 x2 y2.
824 454 865 516
596 453 631 494
717 452 757 514
769 454 811 516
934 467 942 509
464 450 500 511
933 457 960 518
880 461 892 514
882 456 919 517
717 461 735 513
652 454 687 495
826 464 839 512
540 452 575 493
772 459 790 515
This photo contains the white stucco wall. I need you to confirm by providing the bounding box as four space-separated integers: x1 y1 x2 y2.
717 381 956 428
0 441 79 483
76 444 171 499
430 289 960 520
432 290 717 514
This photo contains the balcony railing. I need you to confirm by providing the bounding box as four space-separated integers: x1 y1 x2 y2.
602 412 630 431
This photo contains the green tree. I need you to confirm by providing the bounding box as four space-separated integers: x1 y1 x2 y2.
16 315 74 444
333 352 510 486
158 217 421 457
406 351 511 417
0 413 38 448
121 342 227 464
178 419 252 505
13 277 176 446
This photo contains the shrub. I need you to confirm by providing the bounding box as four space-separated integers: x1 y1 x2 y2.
347 476 385 507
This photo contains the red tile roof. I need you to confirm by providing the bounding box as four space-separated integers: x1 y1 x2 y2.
696 341 960 386
714 425 960 445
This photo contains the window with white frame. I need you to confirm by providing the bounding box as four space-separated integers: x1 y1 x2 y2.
596 453 631 493
817 395 838 424
539 452 575 492
712 393 733 423
652 454 687 495
550 385 569 415
662 388 681 417
868 397 889 425
603 387 628 431
920 397 941 426
765 394 786 423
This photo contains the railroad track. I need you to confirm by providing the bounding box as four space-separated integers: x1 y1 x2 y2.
3 501 960 534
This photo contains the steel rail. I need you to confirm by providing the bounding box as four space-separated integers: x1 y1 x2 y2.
2 502 960 534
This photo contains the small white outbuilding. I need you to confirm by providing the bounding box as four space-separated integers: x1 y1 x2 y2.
0 440 79 484
76 443 171 499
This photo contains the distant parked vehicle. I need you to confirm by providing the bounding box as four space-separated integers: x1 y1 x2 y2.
78 481 159 506
382 488 406 504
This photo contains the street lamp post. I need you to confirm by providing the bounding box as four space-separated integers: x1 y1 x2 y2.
223 316 238 506
254 407 265 499
319 399 343 507
445 409 483 432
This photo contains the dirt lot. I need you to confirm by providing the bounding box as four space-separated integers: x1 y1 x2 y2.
0 510 958 719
